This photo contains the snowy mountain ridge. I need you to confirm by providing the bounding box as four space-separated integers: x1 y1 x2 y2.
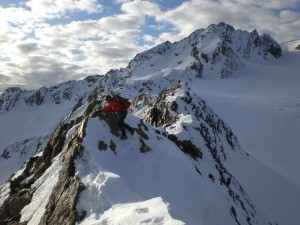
0 76 100 113
0 22 299 225
0 23 281 114
0 83 276 225
126 22 281 79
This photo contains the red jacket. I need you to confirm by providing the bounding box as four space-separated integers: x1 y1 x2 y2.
102 99 127 113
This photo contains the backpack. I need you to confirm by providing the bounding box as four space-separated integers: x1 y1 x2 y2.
112 95 130 111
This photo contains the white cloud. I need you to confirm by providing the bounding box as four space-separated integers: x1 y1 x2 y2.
98 14 144 32
25 0 103 19
121 0 161 16
143 34 156 43
0 6 35 25
0 0 299 93
234 0 299 10
0 0 149 91
152 0 300 43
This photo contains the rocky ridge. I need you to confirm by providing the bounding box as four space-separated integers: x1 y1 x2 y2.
0 81 277 225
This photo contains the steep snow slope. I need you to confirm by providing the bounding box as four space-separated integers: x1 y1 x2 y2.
189 50 300 225
191 50 300 187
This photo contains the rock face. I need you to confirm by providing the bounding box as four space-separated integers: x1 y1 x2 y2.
127 22 281 79
0 120 80 224
0 87 22 112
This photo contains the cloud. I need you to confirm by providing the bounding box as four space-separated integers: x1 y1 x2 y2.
0 77 16 93
234 0 299 10
152 0 300 43
25 0 103 19
0 0 300 93
0 74 11 83
121 0 161 16
1 55 83 87
0 6 35 25
16 43 39 56
98 13 144 32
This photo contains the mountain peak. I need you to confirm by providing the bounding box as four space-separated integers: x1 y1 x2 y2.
125 22 281 80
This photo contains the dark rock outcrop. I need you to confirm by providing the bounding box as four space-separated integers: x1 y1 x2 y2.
0 87 22 112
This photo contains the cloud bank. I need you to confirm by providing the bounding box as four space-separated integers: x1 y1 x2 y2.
0 0 299 92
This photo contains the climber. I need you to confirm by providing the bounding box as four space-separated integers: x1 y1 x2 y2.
102 94 135 139
149 104 161 127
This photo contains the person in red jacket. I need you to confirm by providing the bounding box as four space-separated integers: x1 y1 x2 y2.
102 95 134 139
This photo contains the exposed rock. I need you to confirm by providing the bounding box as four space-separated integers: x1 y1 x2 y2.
260 34 281 58
136 120 149 140
139 138 151 153
0 118 77 224
24 87 47 106
1 149 10 159
98 140 108 150
169 101 178 112
109 140 116 154
167 134 203 160
0 87 22 112
84 75 101 86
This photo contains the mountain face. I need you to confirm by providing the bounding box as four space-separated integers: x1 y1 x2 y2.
126 22 281 79
0 23 283 225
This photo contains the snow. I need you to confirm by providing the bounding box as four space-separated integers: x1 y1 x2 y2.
75 116 241 225
189 50 300 225
67 102 89 122
0 135 48 185
0 99 73 151
190 51 300 187
0 183 10 207
90 197 185 225
281 40 300 51
227 151 300 225
20 153 62 225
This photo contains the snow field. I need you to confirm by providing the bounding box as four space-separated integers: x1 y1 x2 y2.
75 115 241 224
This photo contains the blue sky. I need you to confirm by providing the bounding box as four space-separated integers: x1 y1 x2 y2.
0 0 299 92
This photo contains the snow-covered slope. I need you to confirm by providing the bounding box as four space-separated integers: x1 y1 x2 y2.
0 22 299 225
0 90 277 225
0 76 100 151
281 39 300 51
126 22 281 79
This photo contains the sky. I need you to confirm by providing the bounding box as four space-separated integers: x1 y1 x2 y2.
0 0 299 93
